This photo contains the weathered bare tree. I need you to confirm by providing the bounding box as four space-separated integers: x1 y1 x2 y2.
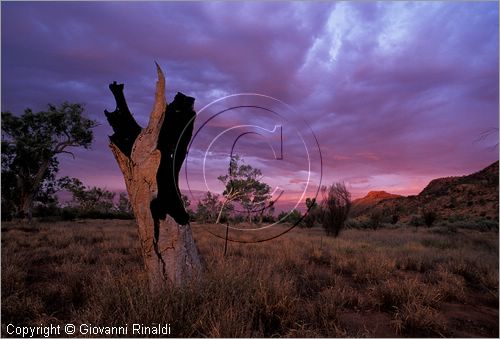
104 64 201 290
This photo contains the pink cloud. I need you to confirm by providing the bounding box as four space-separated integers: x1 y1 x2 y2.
1 1 497 205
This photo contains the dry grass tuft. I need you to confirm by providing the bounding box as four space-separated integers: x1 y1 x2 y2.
1 220 498 337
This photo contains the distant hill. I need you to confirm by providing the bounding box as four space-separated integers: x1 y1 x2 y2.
352 161 499 222
351 191 402 216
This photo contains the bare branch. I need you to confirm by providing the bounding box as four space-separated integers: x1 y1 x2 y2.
131 63 167 164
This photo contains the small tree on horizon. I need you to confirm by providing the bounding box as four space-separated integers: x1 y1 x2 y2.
217 155 271 224
196 191 225 223
62 178 115 213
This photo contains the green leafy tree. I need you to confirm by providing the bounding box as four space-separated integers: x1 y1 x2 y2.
217 155 271 224
195 191 225 223
1 103 97 219
62 178 115 213
321 182 351 237
277 209 303 225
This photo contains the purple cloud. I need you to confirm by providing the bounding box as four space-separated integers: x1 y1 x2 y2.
1 1 497 208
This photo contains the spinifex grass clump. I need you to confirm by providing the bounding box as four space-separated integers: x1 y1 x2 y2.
2 220 498 337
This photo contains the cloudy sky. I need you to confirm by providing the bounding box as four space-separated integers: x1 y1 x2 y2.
2 1 498 210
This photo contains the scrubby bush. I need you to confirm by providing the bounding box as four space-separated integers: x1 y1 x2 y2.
456 218 499 231
261 214 276 223
320 183 351 237
278 209 303 225
423 209 437 227
304 197 321 228
62 178 116 213
447 214 465 223
32 202 61 218
61 207 79 221
231 214 245 224
409 214 423 227
56 207 134 221
196 191 224 223
369 211 382 230
345 218 372 229
391 214 400 224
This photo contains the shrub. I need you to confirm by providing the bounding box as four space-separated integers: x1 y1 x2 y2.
32 202 61 218
231 214 245 224
345 219 364 229
462 218 499 231
196 191 224 223
369 211 382 230
261 214 276 223
304 198 321 228
58 207 134 221
278 209 303 225
422 209 437 227
320 183 351 237
61 207 78 221
409 214 423 227
391 214 400 224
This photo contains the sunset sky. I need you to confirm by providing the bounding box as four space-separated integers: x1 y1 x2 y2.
2 1 498 210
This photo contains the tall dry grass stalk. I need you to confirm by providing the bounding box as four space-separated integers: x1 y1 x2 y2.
1 220 498 337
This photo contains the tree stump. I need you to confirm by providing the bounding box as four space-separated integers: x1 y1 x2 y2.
105 64 201 291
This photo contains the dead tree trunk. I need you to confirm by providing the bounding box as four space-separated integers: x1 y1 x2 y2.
104 64 201 291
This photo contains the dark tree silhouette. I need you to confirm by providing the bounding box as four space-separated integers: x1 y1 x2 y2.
1 103 97 219
320 182 351 237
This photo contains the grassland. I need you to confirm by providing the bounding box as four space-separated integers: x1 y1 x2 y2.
1 220 498 337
